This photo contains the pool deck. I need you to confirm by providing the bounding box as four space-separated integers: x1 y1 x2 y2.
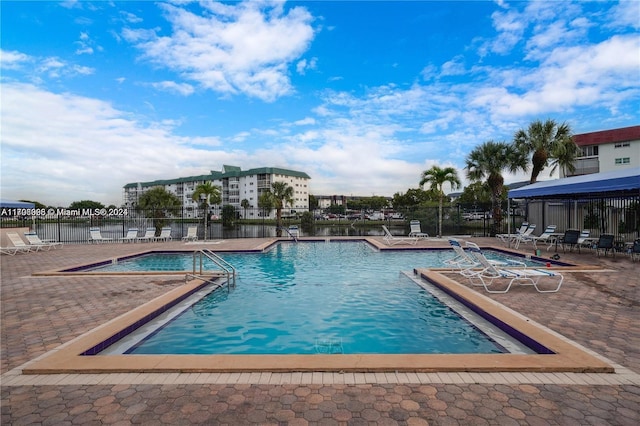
2 236 639 424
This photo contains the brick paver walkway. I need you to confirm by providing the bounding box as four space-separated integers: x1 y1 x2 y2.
2 238 639 425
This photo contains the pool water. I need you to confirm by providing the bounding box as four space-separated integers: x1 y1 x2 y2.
105 242 538 355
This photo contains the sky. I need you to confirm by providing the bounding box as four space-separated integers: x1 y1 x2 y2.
1 0 639 207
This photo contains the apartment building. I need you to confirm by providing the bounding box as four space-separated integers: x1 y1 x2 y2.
565 125 640 177
123 165 311 218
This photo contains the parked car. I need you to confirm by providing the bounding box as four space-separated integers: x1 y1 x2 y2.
462 212 485 221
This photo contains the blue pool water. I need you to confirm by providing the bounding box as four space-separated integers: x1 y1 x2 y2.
101 242 540 355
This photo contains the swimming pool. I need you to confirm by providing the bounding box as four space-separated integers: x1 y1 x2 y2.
93 242 542 356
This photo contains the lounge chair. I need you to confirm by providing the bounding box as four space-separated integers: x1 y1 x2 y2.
513 224 536 249
24 232 63 250
155 227 172 242
466 245 563 293
6 233 38 252
1 234 33 255
137 227 156 242
408 220 429 239
89 227 114 244
496 222 528 245
445 239 478 270
523 225 557 249
381 225 418 246
182 226 198 242
595 234 616 258
119 228 139 243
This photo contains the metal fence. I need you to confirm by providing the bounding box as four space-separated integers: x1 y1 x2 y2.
0 205 523 244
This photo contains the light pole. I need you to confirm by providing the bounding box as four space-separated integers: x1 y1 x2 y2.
201 194 207 242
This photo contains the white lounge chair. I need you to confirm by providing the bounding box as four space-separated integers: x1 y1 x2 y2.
182 226 198 242
24 232 63 250
89 227 113 244
1 233 33 255
381 225 418 246
408 220 429 239
466 245 563 293
526 225 557 249
496 222 529 245
7 232 39 252
155 227 172 242
119 228 139 243
444 239 478 271
512 224 537 249
137 227 156 242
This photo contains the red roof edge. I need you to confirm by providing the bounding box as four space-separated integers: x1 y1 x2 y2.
573 125 640 146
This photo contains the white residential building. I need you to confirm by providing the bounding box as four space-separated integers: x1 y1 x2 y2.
566 125 640 177
123 165 311 218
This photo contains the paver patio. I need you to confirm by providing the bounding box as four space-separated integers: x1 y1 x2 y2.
2 237 639 424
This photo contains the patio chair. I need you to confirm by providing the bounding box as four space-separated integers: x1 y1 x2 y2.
577 230 594 250
182 226 198 242
24 232 63 250
155 227 172 242
557 229 581 253
496 222 528 245
381 225 418 246
119 228 139 243
137 227 156 242
7 232 39 252
89 227 114 244
631 239 640 262
595 234 615 258
466 245 563 293
408 220 429 239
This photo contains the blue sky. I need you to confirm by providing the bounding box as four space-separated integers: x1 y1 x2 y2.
1 0 639 206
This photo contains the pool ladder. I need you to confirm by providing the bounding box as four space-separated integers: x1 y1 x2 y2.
188 249 236 289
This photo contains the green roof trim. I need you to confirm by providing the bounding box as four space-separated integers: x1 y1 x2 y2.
123 167 310 189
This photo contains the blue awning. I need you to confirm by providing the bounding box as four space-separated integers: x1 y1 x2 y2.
0 199 36 209
508 167 640 199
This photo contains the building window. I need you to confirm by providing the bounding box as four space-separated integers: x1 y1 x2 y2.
615 157 630 165
580 146 599 157
614 142 630 148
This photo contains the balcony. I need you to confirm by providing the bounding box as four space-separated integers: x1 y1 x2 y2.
567 157 599 177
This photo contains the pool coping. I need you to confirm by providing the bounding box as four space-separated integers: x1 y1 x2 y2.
22 266 614 375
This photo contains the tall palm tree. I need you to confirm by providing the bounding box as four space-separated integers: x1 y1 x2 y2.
513 119 574 183
240 199 250 219
549 136 581 177
270 181 294 237
465 141 528 233
419 166 461 237
192 182 222 240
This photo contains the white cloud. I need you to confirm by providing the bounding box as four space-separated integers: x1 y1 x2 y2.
0 49 31 69
150 80 195 96
122 1 315 102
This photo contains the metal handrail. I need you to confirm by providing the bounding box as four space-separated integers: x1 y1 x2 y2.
191 249 236 288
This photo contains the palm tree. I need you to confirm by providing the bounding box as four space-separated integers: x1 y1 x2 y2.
513 119 574 183
419 166 461 237
192 182 222 241
269 181 294 237
549 136 581 177
241 199 250 219
137 187 181 235
465 141 528 233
